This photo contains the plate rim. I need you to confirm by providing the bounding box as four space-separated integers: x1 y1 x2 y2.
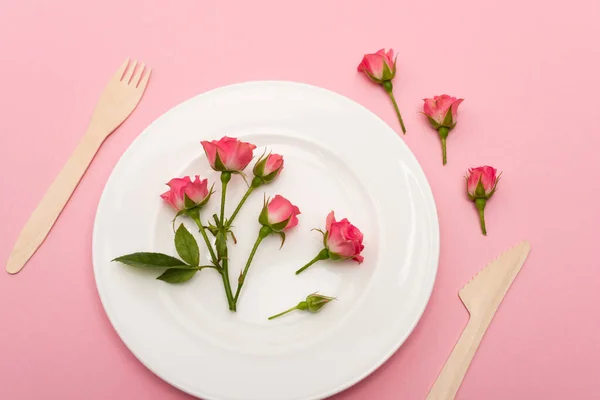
92 80 440 400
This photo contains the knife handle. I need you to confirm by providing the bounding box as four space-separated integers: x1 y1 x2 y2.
427 315 488 400
6 133 103 274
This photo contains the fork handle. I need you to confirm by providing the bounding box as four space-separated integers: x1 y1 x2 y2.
427 316 488 400
6 130 104 274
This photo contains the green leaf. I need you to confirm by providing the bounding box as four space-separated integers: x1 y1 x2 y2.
157 268 198 283
112 252 189 268
258 197 269 226
175 224 200 266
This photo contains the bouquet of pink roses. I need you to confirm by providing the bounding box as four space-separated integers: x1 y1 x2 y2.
113 136 365 314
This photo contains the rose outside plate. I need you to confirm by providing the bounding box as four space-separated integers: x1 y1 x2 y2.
93 81 439 400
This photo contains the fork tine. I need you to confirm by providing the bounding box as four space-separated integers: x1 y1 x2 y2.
137 67 152 90
130 63 145 87
114 59 130 80
122 60 137 83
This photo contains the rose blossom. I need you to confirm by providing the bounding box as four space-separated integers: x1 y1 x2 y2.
296 211 365 274
422 94 464 165
465 166 501 235
201 136 256 172
160 176 211 211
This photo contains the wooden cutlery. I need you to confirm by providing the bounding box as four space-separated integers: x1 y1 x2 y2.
6 59 151 274
427 241 531 400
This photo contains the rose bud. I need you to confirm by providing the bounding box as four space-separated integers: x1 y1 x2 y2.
268 293 336 320
295 211 365 275
357 48 396 83
160 176 212 212
252 153 284 186
422 95 464 165
465 166 501 235
201 136 257 173
357 48 406 134
258 195 301 234
305 293 336 312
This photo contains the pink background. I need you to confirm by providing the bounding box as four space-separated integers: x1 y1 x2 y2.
1 1 599 399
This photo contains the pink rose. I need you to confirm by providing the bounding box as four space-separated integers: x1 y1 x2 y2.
259 195 301 232
357 48 406 134
296 211 365 275
201 136 257 172
160 176 211 211
357 48 396 83
467 166 498 199
423 95 464 129
422 95 464 165
253 153 284 184
325 211 365 263
465 166 501 236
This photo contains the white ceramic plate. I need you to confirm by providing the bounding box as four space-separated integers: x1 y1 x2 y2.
93 81 439 400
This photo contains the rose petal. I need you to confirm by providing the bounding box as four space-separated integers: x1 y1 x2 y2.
325 211 336 232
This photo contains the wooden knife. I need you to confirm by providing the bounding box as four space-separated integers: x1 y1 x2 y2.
427 241 531 400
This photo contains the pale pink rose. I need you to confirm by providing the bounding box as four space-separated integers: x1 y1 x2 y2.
325 211 365 263
466 166 499 199
261 195 301 232
201 136 257 172
253 153 284 184
160 176 211 211
357 48 396 83
423 95 464 128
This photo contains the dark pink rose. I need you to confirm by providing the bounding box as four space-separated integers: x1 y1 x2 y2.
466 166 499 199
465 165 501 235
325 211 364 263
259 195 301 232
357 49 396 83
201 136 257 172
423 95 464 129
253 153 284 184
160 176 211 211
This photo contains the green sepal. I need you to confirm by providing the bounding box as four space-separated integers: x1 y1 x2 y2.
442 107 454 127
258 196 270 226
426 115 441 130
253 151 267 176
270 216 291 232
278 231 286 249
214 151 227 172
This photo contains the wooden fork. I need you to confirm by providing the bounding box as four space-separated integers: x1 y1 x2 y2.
6 59 151 274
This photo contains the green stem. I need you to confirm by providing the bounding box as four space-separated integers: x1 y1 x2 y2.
268 306 298 320
438 127 449 165
219 172 231 227
234 227 270 304
383 81 406 134
475 198 487 236
190 212 219 267
221 257 236 311
226 185 255 229
295 248 329 275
